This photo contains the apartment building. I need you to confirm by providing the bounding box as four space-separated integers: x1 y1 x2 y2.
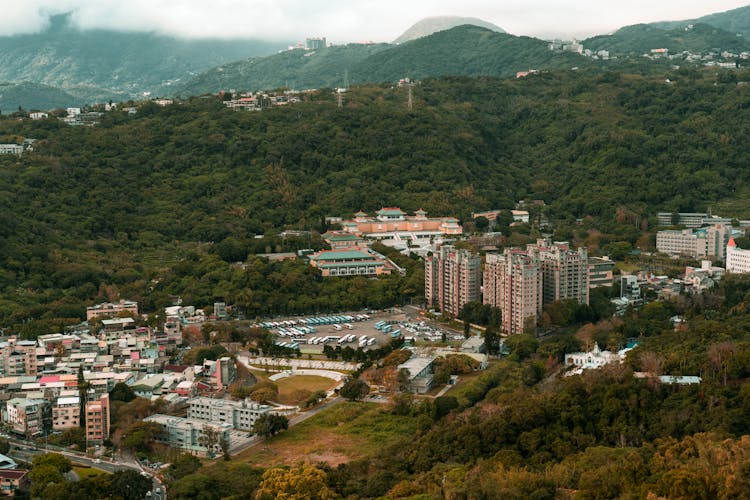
0 340 38 376
483 251 541 335
425 245 481 317
52 396 80 431
143 414 232 457
187 397 272 431
85 394 110 445
483 240 589 334
5 398 51 437
534 241 589 306
588 257 615 288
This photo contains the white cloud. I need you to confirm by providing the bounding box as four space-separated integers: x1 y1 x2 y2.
0 0 748 41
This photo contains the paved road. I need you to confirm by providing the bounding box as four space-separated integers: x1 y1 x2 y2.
6 437 166 499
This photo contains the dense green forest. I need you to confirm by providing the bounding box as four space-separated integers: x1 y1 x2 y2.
584 22 750 55
1 69 750 332
177 26 589 96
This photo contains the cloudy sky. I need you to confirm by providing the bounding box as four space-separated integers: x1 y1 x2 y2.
2 0 749 42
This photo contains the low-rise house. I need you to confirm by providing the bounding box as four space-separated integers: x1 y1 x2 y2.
396 356 436 394
0 469 29 496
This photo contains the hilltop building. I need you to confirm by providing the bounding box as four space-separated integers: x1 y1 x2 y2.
305 37 327 50
340 208 462 253
86 300 139 320
425 245 481 317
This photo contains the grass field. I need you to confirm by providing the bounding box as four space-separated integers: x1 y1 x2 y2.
275 375 337 405
235 401 417 467
73 466 108 479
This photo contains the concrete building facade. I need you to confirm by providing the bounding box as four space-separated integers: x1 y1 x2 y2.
656 224 731 261
425 245 481 317
726 238 750 274
85 394 110 445
483 251 541 335
52 396 80 431
483 240 589 334
143 414 232 457
187 397 272 431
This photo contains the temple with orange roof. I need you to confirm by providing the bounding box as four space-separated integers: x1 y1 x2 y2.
339 207 462 253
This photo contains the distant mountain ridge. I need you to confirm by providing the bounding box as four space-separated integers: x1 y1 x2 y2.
176 25 586 96
393 16 505 43
0 13 288 107
651 4 750 37
584 22 750 55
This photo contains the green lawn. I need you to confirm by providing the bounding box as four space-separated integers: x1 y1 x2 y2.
73 466 108 479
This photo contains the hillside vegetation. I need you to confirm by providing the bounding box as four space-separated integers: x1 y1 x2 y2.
1 70 750 332
176 26 588 96
584 22 750 55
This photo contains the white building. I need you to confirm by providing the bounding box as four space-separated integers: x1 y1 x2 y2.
187 397 272 431
564 342 637 376
656 224 731 261
0 144 23 155
143 414 232 456
726 238 750 273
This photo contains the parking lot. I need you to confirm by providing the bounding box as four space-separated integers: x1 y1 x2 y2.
258 312 409 353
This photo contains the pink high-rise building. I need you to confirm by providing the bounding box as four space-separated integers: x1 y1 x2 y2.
484 240 589 334
425 245 481 317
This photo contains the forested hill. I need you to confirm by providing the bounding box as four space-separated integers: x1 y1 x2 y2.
1 70 750 329
176 26 587 96
584 22 750 55
652 4 750 37
0 82 80 112
0 13 288 104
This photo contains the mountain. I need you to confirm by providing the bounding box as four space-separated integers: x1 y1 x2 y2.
176 42 391 96
583 22 750 55
0 82 79 112
393 16 505 44
177 26 586 95
355 26 585 83
0 13 289 105
651 4 750 38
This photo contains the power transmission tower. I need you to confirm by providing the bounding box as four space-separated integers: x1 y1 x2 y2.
407 84 413 111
